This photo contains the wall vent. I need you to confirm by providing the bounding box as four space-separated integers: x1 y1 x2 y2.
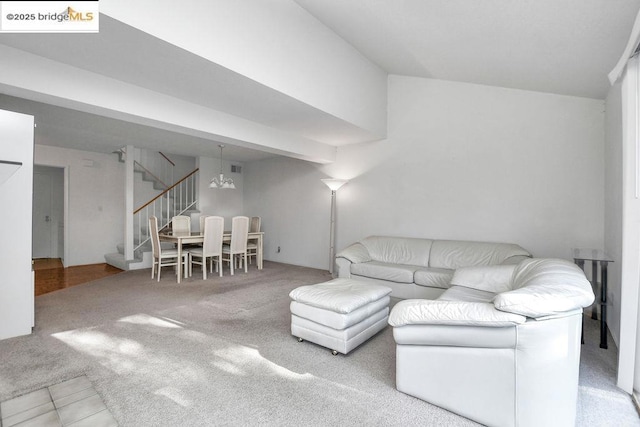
231 164 242 174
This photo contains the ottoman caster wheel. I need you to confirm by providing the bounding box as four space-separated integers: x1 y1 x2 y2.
297 337 304 342
331 350 339 356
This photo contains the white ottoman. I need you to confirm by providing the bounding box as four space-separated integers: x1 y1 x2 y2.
289 278 392 355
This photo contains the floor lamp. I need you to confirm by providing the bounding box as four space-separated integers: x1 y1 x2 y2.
321 179 348 274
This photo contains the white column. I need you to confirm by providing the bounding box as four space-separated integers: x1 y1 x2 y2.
124 145 135 261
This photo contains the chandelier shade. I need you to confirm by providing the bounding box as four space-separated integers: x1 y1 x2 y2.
209 144 236 189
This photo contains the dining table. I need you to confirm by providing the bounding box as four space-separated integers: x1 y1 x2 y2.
159 231 264 283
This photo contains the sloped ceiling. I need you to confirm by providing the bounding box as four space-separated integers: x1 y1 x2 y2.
1 0 639 161
295 0 640 99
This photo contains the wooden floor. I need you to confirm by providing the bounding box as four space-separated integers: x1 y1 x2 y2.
34 258 123 296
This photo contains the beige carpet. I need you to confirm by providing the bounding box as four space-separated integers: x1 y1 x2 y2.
0 261 636 426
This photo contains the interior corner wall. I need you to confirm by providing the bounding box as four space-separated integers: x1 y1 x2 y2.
34 145 125 267
243 156 330 269
605 81 624 346
244 76 605 270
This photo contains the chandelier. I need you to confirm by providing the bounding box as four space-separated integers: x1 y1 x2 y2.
209 144 236 189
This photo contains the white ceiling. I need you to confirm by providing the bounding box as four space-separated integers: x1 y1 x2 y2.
0 94 275 162
0 16 371 148
295 0 640 99
1 1 638 161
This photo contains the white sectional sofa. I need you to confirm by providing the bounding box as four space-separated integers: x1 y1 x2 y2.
388 258 595 427
335 236 531 299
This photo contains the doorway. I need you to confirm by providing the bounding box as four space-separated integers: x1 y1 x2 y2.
32 165 64 262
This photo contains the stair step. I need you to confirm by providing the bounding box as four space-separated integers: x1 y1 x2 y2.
104 252 143 271
117 243 145 257
116 242 170 256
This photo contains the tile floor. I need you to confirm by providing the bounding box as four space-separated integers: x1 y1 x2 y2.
0 376 117 427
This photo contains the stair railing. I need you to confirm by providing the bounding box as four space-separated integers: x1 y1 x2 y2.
134 160 169 190
115 147 175 187
158 152 175 185
133 168 199 252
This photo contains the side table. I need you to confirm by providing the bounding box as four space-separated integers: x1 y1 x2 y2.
572 248 613 349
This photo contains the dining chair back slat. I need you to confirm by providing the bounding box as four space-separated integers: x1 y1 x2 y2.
172 215 191 234
150 216 160 259
247 216 261 266
189 216 224 279
222 216 249 275
149 216 188 281
203 216 224 257
250 216 261 233
230 216 249 253
199 215 209 233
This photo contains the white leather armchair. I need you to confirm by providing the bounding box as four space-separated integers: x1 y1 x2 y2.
388 258 595 427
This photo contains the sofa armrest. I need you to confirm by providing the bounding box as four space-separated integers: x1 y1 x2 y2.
336 242 372 264
388 299 526 327
335 258 352 278
496 258 595 318
335 243 372 278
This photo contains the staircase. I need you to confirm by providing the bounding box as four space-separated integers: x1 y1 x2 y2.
113 148 170 191
135 161 168 191
104 242 152 271
105 148 199 270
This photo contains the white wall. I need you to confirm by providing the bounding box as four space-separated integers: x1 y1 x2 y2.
245 76 605 270
605 81 624 346
244 157 330 268
35 145 124 266
0 109 34 340
167 152 197 183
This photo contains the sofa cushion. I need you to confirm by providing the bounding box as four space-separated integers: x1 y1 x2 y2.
438 285 496 303
351 261 419 283
414 268 454 289
389 299 526 327
429 240 531 270
289 278 392 314
360 236 432 267
290 296 390 330
450 265 516 294
494 258 595 318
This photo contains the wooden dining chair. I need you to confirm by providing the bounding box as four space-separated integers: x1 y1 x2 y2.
172 215 191 234
189 216 224 279
247 216 261 265
222 216 249 275
198 215 209 233
149 216 189 282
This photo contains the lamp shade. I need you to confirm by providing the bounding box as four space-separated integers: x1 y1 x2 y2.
321 178 348 191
